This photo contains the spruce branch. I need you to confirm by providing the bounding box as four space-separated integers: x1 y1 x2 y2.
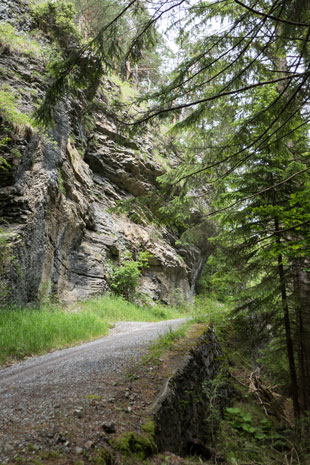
234 0 310 27
131 73 307 125
203 167 310 218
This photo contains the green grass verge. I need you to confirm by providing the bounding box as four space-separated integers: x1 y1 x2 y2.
0 294 187 365
142 324 189 365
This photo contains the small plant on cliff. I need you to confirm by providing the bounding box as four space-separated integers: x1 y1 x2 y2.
30 0 81 52
110 251 151 300
0 137 11 171
0 86 33 128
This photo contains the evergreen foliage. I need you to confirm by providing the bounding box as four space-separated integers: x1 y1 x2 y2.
30 0 82 51
33 0 162 126
141 1 310 424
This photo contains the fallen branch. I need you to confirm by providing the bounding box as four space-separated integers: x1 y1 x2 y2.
248 367 292 425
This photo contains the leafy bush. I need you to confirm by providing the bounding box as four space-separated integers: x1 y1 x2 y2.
110 251 151 300
216 405 293 465
224 406 287 447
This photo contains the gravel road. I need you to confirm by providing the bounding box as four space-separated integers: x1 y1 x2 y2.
0 318 186 461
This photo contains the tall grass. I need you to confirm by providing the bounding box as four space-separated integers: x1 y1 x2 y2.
0 294 186 365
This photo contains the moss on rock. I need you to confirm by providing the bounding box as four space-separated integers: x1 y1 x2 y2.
110 432 157 459
141 419 155 435
94 447 114 465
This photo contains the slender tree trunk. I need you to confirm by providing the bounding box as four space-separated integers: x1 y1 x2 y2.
275 217 300 417
293 259 310 413
126 60 132 81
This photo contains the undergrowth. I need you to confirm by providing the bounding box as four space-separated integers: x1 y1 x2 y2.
0 294 187 365
194 295 304 465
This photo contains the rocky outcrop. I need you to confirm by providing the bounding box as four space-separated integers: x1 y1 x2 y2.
0 0 212 306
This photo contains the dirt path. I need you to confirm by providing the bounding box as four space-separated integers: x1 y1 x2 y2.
0 319 186 462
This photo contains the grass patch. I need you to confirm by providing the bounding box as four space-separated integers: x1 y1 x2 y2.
135 296 227 366
146 324 188 362
142 320 210 366
0 85 33 128
110 74 138 102
0 294 187 365
0 305 109 365
0 22 43 58
74 294 186 322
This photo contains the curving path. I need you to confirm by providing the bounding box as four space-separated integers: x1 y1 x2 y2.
0 318 186 461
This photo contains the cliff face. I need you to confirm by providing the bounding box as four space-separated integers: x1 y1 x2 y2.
0 0 209 306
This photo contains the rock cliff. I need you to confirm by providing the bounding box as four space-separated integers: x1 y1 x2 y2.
0 0 211 306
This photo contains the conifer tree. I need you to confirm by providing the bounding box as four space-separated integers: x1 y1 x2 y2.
156 1 310 420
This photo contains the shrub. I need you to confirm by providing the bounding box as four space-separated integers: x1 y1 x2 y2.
30 0 81 51
110 251 151 300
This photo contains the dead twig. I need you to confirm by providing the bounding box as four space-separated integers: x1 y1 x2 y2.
248 367 291 425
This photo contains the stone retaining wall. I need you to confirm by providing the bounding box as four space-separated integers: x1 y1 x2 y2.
152 327 230 456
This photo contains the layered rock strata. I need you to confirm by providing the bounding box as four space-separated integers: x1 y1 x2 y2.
0 0 211 305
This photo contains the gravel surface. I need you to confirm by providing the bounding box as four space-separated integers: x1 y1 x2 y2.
0 318 186 462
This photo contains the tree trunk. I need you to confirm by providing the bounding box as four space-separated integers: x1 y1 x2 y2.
293 258 310 413
275 217 300 417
